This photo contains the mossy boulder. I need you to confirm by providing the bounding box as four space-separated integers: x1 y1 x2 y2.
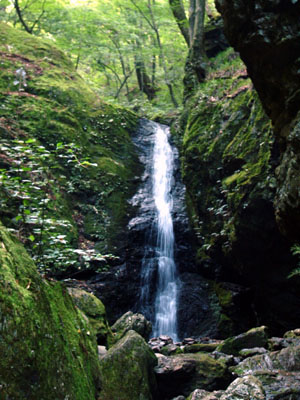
0 222 100 399
184 343 219 353
111 311 152 343
99 330 157 400
67 287 113 346
217 326 268 356
155 352 231 398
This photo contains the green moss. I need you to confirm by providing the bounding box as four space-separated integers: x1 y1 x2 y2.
180 47 275 272
175 352 231 392
0 22 140 272
99 330 157 400
67 288 113 347
184 343 219 353
217 326 268 356
0 222 100 399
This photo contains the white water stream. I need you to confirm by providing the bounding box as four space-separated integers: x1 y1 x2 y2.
151 124 178 341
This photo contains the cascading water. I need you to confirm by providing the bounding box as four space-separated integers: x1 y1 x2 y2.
134 122 179 341
151 124 178 341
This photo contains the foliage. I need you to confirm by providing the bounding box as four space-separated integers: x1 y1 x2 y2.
1 0 188 113
0 21 140 276
0 137 119 273
288 245 300 278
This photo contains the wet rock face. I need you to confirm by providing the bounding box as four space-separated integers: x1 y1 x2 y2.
215 0 300 238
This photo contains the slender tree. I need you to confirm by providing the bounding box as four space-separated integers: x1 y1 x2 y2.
13 0 46 34
180 0 207 99
168 0 190 47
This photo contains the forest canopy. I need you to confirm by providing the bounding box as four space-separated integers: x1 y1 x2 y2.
0 0 218 113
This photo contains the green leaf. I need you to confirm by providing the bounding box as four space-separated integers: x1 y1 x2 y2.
28 235 35 242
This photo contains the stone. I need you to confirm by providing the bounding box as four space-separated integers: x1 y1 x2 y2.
67 287 112 346
239 347 267 358
111 311 152 342
154 353 231 398
97 345 107 358
184 343 219 353
283 328 300 339
160 343 181 356
234 344 300 375
217 326 269 356
220 376 265 400
159 335 173 344
232 344 300 399
187 389 223 400
183 338 197 345
99 330 157 400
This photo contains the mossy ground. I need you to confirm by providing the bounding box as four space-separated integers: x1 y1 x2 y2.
0 222 100 399
0 22 140 275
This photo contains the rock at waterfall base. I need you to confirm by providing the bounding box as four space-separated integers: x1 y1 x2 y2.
111 310 152 343
99 330 157 400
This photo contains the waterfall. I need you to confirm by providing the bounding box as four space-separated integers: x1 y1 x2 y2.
151 124 178 341
129 120 179 341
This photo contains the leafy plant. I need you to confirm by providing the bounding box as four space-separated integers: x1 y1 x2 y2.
0 137 117 274
288 244 300 278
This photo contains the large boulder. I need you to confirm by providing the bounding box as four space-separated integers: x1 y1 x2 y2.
155 353 231 398
111 311 152 342
0 223 100 399
67 287 113 346
217 326 268 356
99 330 157 400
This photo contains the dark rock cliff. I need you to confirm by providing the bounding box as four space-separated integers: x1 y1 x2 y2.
176 44 300 335
215 0 300 239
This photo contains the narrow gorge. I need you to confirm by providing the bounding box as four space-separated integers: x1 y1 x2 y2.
1 0 300 399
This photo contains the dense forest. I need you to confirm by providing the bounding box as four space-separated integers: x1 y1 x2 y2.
1 0 300 399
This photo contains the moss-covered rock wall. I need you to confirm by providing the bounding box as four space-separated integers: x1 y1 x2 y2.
0 222 100 399
177 48 300 333
215 0 300 241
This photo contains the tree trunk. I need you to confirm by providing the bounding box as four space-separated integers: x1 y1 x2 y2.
168 0 190 47
134 56 156 101
184 0 206 100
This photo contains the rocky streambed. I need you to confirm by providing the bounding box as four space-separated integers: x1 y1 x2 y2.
95 310 300 400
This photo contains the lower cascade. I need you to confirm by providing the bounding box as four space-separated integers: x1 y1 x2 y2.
131 120 179 341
